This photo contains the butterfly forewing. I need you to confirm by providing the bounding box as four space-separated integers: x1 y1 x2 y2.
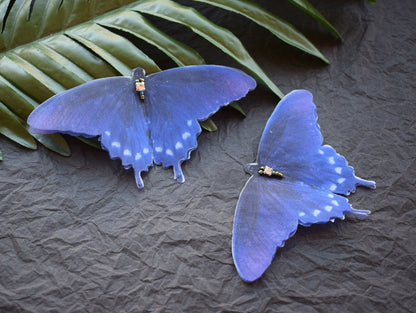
257 90 322 165
28 77 132 135
232 176 369 281
28 76 153 187
146 65 256 182
232 175 368 282
232 176 299 282
257 90 374 195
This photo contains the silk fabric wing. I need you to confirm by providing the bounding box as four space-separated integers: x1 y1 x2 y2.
28 65 256 188
232 90 375 282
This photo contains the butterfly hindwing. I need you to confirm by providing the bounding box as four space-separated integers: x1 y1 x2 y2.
27 77 153 187
257 90 375 195
146 65 256 182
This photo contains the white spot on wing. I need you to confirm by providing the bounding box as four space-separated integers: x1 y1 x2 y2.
318 149 324 155
331 200 339 206
328 156 335 164
123 149 132 156
166 149 173 156
111 142 121 148
135 153 142 160
330 184 337 191
299 212 305 217
328 193 334 198
325 205 333 212
182 132 191 140
143 148 149 154
175 142 183 149
313 209 321 216
337 178 346 184
335 167 342 174
155 146 163 153
187 120 192 126
104 131 111 136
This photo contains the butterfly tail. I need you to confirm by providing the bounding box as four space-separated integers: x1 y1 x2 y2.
355 176 376 189
347 206 371 217
134 170 145 189
173 163 185 183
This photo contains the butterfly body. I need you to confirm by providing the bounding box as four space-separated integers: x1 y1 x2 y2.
28 65 256 188
133 68 146 100
258 165 283 178
232 90 375 282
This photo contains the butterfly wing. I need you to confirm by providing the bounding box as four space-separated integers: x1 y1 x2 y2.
28 65 256 188
27 77 153 187
232 175 369 282
257 90 375 195
146 65 256 182
233 90 375 281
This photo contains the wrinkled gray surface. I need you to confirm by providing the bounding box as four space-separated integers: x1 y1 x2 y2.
1 1 415 312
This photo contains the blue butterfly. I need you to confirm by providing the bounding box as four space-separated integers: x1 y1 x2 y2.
232 90 376 282
27 65 256 188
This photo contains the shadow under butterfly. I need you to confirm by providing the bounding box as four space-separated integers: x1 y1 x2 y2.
28 65 256 188
232 90 376 282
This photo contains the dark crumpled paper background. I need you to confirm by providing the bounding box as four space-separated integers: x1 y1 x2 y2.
1 1 415 312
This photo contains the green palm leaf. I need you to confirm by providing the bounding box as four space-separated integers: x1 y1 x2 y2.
0 0 337 157
131 0 284 97
288 0 342 39
193 0 329 63
0 100 36 150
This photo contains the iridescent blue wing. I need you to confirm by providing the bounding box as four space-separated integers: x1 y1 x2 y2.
257 90 375 195
232 175 369 282
27 76 153 188
28 66 256 188
146 65 256 182
232 90 375 281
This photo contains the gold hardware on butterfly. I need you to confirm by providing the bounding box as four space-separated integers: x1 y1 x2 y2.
258 166 283 178
135 78 145 100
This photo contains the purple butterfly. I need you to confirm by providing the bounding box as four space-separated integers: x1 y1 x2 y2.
28 65 256 188
232 90 376 282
